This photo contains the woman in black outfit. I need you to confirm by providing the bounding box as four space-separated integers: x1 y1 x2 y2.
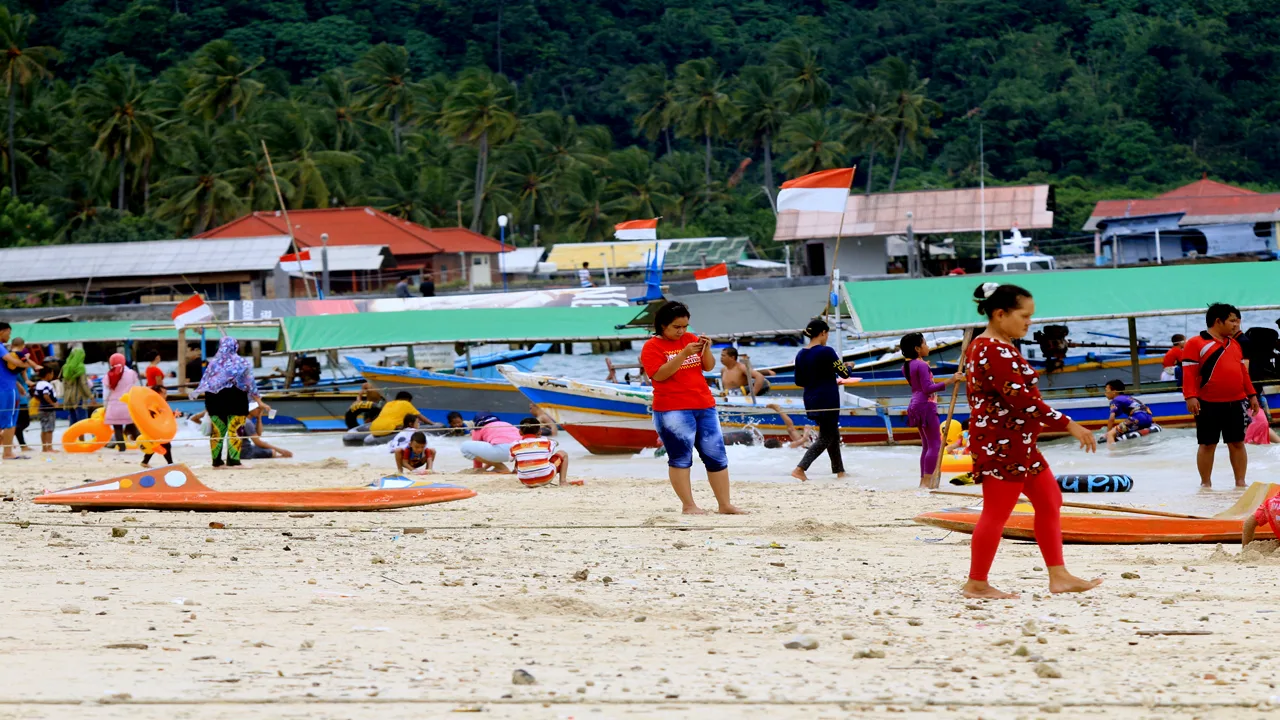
791 319 854 481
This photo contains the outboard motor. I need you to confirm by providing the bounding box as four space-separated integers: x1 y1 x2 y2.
1033 324 1070 373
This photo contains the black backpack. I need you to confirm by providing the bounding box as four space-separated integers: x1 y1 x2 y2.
1243 326 1279 381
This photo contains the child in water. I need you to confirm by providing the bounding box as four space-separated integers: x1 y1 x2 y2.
1245 407 1280 445
510 417 573 487
1104 379 1154 445
393 431 435 474
1242 492 1280 547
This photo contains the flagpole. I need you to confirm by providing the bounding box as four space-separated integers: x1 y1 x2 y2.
262 140 314 300
824 168 855 309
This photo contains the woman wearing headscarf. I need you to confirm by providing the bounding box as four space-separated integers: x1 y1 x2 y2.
103 353 139 451
59 347 93 423
197 337 269 467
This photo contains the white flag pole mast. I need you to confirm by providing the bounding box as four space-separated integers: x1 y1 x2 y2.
825 168 856 352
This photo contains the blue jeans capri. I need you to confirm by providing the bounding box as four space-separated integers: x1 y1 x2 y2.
653 407 728 472
0 388 16 430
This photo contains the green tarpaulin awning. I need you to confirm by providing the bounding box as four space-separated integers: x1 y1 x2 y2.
628 286 828 338
280 306 649 353
10 321 280 345
843 262 1280 337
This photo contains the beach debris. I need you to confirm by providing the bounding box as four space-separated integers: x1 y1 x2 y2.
289 513 313 519
1121 571 1140 579
300 640 314 650
208 522 226 530
572 569 589 581
854 648 885 659
371 556 387 565
512 669 536 685
1013 645 1029 657
104 643 148 650
1034 663 1062 679
992 638 1014 646
906 619 923 626
1040 703 1062 713
403 527 425 534
783 635 818 650
841 631 855 640
601 576 613 585
59 605 80 614
1021 619 1038 636
110 527 128 538
634 616 646 623
1135 630 1213 636
672 540 690 550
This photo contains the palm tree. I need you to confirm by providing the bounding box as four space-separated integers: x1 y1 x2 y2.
367 155 453 227
312 69 362 152
75 59 161 211
497 142 557 231
438 68 518 232
182 39 264 122
871 57 940 192
624 64 677 155
656 151 715 229
672 58 736 190
779 110 847 177
526 111 604 175
0 6 56 196
770 37 830 111
558 166 611 242
843 77 896 194
604 146 670 220
153 128 244 235
355 44 419 156
261 101 363 208
732 65 789 208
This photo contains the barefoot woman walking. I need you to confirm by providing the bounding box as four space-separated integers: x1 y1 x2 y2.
962 283 1101 599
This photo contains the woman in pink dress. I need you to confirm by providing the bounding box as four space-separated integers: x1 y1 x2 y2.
102 353 139 451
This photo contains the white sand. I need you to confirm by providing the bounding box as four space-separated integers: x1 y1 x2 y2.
1 449 1279 719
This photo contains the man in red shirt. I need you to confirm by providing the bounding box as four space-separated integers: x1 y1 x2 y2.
1182 303 1261 488
1161 334 1184 383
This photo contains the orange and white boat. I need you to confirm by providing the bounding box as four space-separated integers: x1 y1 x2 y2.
914 483 1280 544
33 465 477 512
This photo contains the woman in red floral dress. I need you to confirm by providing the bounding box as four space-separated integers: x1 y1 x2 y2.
962 282 1102 599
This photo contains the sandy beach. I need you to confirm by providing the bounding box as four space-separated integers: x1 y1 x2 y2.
2 445 1279 720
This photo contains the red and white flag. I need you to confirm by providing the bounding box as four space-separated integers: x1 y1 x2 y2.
614 219 659 241
776 167 855 213
280 249 312 263
172 294 214 329
693 263 730 292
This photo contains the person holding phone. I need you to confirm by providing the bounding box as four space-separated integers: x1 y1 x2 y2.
791 319 856 481
640 301 744 515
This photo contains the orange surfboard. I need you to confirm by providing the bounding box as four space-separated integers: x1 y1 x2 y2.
33 464 477 512
914 482 1280 544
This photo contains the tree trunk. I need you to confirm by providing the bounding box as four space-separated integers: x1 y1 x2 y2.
231 105 237 123
8 90 16 197
143 156 151 212
470 130 488 232
703 132 712 190
118 153 127 211
664 126 672 157
889 127 906 192
864 149 875 195
762 132 775 210
393 105 402 156
335 120 343 152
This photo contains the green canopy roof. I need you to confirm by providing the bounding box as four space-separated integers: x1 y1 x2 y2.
280 306 649 352
10 321 280 345
843 262 1280 337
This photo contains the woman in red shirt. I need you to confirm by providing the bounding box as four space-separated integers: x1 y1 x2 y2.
640 301 744 515
962 282 1101 599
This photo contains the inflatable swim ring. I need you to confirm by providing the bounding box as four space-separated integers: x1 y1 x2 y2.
127 387 177 442
1057 474 1133 493
1103 424 1163 443
91 407 105 422
941 419 963 445
136 433 160 455
63 419 112 453
940 453 972 473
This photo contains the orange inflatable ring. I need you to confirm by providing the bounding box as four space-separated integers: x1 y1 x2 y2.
940 453 973 473
63 419 112 453
136 433 160 455
127 387 177 442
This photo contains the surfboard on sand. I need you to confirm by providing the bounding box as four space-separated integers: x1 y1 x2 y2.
32 464 477 512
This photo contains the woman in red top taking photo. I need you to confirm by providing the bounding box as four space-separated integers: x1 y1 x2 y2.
962 282 1101 599
640 301 744 515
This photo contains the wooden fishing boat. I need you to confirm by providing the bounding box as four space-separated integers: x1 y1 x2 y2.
33 465 477 512
351 356 532 426
914 483 1280 544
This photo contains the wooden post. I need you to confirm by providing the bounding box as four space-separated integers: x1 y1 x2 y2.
406 345 416 369
283 354 297 389
1128 317 1141 389
743 354 757 406
932 328 975 489
176 328 187 391
251 340 262 369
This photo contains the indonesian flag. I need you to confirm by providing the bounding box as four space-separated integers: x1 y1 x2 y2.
776 167 855 213
694 263 730 292
614 219 659 241
172 294 214 329
280 249 311 263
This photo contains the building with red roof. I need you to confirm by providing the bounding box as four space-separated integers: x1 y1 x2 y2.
1083 176 1280 266
197 207 510 287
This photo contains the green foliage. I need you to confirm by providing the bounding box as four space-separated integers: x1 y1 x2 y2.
0 0 1277 259
0 187 56 246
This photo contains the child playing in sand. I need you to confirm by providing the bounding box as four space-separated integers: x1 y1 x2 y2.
1104 379 1154 445
1245 407 1280 445
32 366 57 453
510 416 573 487
1242 492 1280 547
393 431 435 474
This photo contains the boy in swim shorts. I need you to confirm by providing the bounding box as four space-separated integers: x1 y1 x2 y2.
1104 380 1154 445
1242 493 1280 547
510 417 573 487
393 431 435 474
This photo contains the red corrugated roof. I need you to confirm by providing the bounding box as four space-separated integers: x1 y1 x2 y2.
1159 176 1257 198
1087 177 1280 229
196 207 508 257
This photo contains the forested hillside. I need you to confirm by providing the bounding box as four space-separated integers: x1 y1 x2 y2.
0 0 1275 257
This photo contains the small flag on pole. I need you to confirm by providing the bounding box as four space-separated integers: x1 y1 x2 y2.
693 263 730 292
614 219 659 241
280 249 312 263
776 167 855 213
172 294 214 329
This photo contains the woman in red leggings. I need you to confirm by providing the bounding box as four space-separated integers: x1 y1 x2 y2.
962 282 1102 599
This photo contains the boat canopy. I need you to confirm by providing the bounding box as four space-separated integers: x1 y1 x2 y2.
280 305 649 352
843 261 1280 337
10 321 280 344
627 285 829 338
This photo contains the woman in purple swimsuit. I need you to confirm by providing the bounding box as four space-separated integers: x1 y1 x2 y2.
901 332 964 489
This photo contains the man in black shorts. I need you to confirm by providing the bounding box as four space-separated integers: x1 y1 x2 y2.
1182 303 1261 488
